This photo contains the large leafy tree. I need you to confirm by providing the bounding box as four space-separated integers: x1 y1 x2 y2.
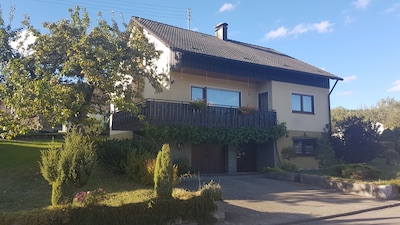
0 6 165 137
330 115 383 163
0 5 29 138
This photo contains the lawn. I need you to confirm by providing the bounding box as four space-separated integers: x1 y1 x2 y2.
0 139 157 212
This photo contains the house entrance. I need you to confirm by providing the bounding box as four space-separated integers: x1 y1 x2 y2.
191 143 225 174
258 92 268 111
237 142 257 172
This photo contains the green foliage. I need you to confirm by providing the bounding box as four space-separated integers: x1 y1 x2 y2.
200 180 222 201
96 135 158 175
154 144 173 199
126 149 156 185
384 149 399 165
39 127 97 205
51 179 74 206
0 196 217 225
331 98 400 130
0 6 166 135
330 115 383 163
83 117 105 136
278 162 298 173
263 166 284 173
95 139 133 174
0 111 29 139
281 147 296 163
314 134 337 169
331 163 381 181
73 188 106 207
145 122 287 145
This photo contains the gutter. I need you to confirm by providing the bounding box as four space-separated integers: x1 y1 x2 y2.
328 79 340 132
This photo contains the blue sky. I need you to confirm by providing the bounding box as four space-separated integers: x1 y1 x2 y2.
2 0 400 109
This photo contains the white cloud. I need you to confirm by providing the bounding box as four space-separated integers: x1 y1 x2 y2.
218 3 236 13
385 3 400 14
343 75 358 83
353 0 371 9
388 80 400 92
10 30 36 56
336 91 353 96
264 26 288 40
313 21 334 33
264 21 333 40
344 15 355 25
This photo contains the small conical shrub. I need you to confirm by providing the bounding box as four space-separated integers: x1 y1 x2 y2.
39 127 97 206
154 144 173 199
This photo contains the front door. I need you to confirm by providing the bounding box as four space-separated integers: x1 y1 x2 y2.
258 92 268 111
237 142 257 172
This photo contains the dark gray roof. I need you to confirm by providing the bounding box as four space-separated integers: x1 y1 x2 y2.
132 17 342 80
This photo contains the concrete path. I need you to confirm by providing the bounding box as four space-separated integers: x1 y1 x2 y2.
178 173 400 225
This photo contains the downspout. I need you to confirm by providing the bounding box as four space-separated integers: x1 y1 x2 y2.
328 79 339 132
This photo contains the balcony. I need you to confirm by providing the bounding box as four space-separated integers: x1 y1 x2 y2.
111 99 277 131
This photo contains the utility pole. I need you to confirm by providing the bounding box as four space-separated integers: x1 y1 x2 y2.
187 8 191 30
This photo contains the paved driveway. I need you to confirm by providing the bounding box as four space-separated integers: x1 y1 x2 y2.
179 174 400 225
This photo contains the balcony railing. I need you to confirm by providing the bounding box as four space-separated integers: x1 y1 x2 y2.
112 99 277 131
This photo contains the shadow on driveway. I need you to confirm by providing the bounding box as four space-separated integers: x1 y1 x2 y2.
178 173 399 225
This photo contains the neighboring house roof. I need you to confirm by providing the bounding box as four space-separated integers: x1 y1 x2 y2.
131 17 343 86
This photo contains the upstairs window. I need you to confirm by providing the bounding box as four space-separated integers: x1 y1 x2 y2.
293 138 316 156
292 93 314 114
191 86 240 107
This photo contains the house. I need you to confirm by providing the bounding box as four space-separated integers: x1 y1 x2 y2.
110 17 343 173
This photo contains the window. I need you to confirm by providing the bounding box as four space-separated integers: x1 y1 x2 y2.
293 138 316 156
191 86 240 107
292 93 314 114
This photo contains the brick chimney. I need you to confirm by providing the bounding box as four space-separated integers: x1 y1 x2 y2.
214 22 228 40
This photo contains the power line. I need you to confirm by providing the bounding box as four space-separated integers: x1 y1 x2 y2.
32 0 187 20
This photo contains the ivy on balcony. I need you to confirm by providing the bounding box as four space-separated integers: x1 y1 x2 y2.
144 122 288 146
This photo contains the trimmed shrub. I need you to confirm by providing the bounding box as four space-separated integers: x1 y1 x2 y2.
154 144 174 199
39 127 97 206
95 139 133 174
0 196 217 225
331 163 381 180
126 149 156 185
314 134 337 169
281 147 296 163
278 162 298 172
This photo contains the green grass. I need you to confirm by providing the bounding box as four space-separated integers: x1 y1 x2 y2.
300 157 400 182
0 139 146 212
368 157 400 180
0 139 196 213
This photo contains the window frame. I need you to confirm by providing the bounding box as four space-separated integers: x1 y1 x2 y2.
293 138 317 156
291 93 314 114
191 86 241 107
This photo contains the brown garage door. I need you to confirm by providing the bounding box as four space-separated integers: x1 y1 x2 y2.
191 143 225 174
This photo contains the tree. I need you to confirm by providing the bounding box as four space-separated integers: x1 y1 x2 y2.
0 5 29 138
0 6 166 137
154 143 173 199
330 115 383 163
39 127 97 205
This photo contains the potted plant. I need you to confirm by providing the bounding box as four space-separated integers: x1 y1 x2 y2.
238 105 258 114
190 98 208 110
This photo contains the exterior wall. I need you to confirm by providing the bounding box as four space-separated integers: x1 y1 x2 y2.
270 80 329 132
270 80 330 169
276 130 322 169
143 71 272 108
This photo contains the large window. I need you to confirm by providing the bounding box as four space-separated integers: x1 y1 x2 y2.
191 86 240 107
293 138 316 156
292 93 314 114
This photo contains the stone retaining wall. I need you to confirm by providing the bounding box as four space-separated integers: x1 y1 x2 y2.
266 172 399 200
